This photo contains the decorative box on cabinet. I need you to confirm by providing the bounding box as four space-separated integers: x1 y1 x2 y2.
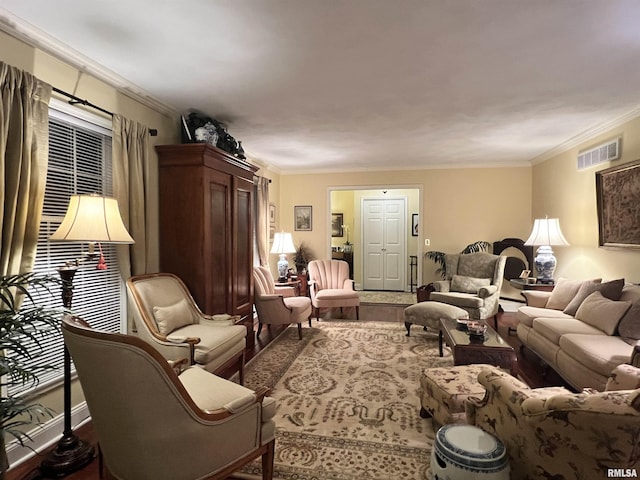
156 143 258 347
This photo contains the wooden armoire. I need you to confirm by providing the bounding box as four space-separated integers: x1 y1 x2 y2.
156 143 258 345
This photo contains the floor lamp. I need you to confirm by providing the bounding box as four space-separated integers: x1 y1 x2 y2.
41 194 134 476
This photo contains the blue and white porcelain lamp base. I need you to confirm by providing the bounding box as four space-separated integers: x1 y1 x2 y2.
534 245 556 284
277 254 289 282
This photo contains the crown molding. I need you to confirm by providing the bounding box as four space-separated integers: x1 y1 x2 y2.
0 9 177 117
530 105 640 165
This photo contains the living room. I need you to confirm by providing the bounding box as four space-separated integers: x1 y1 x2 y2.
2 3 640 479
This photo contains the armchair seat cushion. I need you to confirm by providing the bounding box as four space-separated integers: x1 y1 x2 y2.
285 295 314 315
173 324 246 365
315 288 359 301
180 367 277 420
430 292 484 309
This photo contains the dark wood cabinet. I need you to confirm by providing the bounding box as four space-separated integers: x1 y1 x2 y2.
156 143 258 345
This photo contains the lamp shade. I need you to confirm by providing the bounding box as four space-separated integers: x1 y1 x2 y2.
270 232 296 254
524 217 569 247
50 194 134 244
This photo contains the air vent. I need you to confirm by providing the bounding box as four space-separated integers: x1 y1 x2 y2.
577 138 620 170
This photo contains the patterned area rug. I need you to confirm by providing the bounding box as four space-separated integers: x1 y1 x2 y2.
233 320 454 480
358 290 416 305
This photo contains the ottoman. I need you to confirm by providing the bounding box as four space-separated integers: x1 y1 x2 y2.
419 364 495 427
404 301 468 337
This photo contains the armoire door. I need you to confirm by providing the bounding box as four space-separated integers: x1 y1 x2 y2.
232 176 253 317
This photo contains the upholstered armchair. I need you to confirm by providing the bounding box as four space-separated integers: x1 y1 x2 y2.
430 252 506 328
466 365 640 480
252 266 312 338
307 259 360 321
127 273 246 383
62 316 276 480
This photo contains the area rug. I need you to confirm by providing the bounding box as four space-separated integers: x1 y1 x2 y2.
358 290 416 305
233 320 454 480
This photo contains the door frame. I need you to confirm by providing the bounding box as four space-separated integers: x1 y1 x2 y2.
327 184 423 291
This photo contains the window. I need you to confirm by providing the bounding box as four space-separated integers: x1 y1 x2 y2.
9 103 124 396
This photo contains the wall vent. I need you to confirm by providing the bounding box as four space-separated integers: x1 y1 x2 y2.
577 138 620 170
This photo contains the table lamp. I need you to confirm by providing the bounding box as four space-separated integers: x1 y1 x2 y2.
41 194 134 476
524 216 569 284
271 232 296 282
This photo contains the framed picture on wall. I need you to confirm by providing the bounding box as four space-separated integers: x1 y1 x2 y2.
412 213 419 236
596 158 640 248
294 205 313 231
331 213 344 237
269 203 276 224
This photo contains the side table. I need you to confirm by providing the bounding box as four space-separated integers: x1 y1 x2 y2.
509 278 555 292
275 279 301 296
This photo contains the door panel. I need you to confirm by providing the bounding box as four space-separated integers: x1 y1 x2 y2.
362 198 406 291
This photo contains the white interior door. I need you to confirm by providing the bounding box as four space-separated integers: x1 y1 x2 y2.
362 197 406 291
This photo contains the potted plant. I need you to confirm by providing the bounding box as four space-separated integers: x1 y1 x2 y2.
425 240 491 279
293 242 314 274
0 272 63 478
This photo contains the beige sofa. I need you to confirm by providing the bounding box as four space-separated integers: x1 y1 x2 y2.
516 278 640 391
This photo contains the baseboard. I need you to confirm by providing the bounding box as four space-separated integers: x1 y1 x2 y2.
7 402 91 469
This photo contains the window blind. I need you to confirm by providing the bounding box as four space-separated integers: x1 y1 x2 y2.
9 107 124 397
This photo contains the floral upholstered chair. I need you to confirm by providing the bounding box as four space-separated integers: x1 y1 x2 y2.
466 364 640 480
430 252 506 328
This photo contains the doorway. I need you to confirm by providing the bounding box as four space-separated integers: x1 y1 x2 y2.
329 187 421 292
362 197 406 290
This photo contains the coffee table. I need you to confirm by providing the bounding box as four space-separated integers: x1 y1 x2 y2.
439 318 518 376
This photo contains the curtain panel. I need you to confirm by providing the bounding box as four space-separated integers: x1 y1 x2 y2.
255 176 270 266
112 114 151 279
0 62 52 277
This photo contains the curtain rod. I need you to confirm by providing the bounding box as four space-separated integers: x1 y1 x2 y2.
52 86 158 136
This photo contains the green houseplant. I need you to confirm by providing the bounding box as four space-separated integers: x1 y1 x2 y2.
0 272 62 477
425 240 491 279
293 242 314 274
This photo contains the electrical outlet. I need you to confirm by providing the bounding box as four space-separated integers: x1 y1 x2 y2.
424 239 430 246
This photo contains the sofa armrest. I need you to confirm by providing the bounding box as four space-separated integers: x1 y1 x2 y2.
432 280 450 292
478 285 498 298
521 290 552 307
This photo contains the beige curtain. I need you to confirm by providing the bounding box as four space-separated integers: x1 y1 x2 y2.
0 62 52 277
112 114 151 279
255 176 271 266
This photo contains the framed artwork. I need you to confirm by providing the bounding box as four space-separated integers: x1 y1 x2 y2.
411 213 419 236
331 213 344 237
294 205 313 231
596 158 640 248
269 203 276 224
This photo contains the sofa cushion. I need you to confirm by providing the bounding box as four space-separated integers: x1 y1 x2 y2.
532 317 604 345
575 291 632 335
618 303 640 340
546 278 601 311
153 298 193 335
559 334 635 378
563 278 625 316
516 306 573 329
450 275 490 293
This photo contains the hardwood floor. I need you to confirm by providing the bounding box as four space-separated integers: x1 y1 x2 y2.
7 306 571 480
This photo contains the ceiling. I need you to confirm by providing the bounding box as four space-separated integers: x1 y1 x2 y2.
2 1 640 174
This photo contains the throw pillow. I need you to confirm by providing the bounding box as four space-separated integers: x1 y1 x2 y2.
153 298 193 335
575 291 632 335
562 278 625 316
450 275 491 294
617 303 640 340
546 277 602 311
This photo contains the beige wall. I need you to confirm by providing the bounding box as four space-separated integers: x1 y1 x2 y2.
276 167 532 286
532 118 640 283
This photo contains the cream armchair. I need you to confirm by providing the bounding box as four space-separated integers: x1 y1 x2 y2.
62 316 276 480
307 259 359 321
430 252 506 328
252 266 312 339
127 273 246 383
466 365 640 480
